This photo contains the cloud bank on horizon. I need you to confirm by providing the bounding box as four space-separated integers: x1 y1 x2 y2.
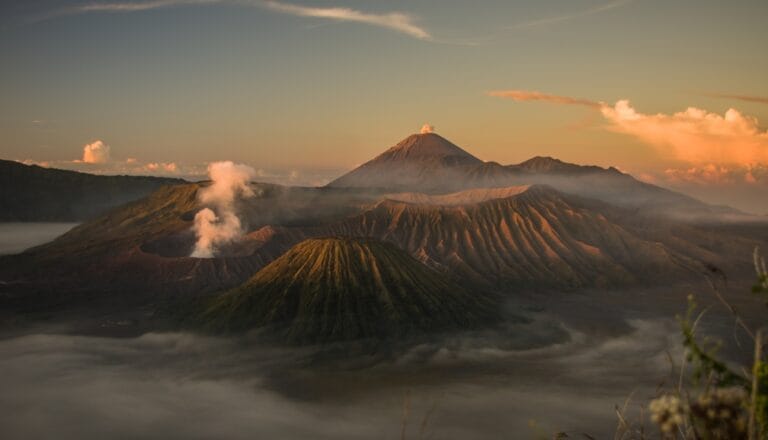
491 89 768 187
17 139 340 188
600 100 768 166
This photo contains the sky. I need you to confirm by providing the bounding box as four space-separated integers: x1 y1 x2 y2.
0 0 767 210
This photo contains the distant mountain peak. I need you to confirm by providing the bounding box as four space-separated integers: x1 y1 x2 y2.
513 156 622 175
326 133 483 190
516 156 579 172
376 132 482 165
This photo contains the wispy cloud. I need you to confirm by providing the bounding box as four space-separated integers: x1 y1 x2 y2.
488 90 602 108
704 92 768 105
74 0 218 13
42 0 430 40
509 0 633 29
262 1 430 40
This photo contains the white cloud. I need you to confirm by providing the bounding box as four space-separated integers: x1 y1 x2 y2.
82 140 111 164
76 0 217 13
509 0 633 29
263 0 430 40
20 140 193 178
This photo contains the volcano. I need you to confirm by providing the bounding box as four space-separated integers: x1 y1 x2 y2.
198 237 500 344
0 131 763 319
326 132 737 219
327 133 485 192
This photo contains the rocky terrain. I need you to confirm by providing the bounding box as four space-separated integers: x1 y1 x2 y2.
0 132 765 339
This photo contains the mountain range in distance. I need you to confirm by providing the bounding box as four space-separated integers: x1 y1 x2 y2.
0 159 184 221
1 131 766 343
328 133 740 220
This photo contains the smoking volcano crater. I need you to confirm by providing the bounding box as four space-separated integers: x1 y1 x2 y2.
140 226 271 258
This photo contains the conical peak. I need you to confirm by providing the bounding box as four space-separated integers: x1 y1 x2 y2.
377 132 481 164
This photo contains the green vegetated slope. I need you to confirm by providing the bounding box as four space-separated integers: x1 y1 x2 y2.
200 237 500 344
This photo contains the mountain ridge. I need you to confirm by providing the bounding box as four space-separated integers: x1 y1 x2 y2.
326 132 741 220
0 159 185 221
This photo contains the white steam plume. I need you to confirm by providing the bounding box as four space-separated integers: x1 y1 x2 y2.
420 123 434 134
191 161 257 258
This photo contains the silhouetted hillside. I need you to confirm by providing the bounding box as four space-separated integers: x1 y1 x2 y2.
0 159 184 221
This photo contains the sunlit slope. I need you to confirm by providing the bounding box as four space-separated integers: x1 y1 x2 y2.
325 185 703 288
1 183 761 302
327 133 484 191
201 238 500 344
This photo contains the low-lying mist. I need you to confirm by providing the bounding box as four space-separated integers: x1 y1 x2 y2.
0 222 78 255
0 316 683 439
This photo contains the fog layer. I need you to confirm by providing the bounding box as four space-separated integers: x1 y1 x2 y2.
0 223 78 255
0 318 681 439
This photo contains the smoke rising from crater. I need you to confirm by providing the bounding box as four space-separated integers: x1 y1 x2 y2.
191 161 257 258
420 123 434 134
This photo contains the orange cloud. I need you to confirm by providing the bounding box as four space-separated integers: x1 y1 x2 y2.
82 140 111 164
145 162 179 173
488 90 601 108
601 100 768 165
663 164 768 186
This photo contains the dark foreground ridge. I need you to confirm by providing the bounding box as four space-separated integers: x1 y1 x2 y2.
197 237 501 344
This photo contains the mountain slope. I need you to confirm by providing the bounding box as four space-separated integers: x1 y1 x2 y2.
328 133 484 191
321 185 746 289
0 159 184 221
2 182 760 306
325 133 740 220
513 156 614 174
199 238 500 344
0 182 382 300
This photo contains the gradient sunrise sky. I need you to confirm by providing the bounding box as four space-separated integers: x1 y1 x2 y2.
1 1 767 210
